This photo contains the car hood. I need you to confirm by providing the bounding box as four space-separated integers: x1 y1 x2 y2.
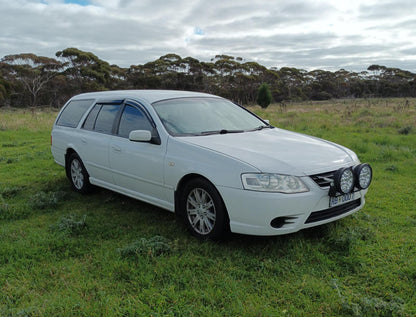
180 128 357 175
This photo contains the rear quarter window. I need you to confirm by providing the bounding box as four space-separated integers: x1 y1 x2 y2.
94 104 119 134
82 104 101 130
56 99 94 128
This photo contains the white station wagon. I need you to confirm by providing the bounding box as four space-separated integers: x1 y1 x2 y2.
51 90 372 239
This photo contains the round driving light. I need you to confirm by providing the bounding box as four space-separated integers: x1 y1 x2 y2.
354 163 372 190
334 167 354 194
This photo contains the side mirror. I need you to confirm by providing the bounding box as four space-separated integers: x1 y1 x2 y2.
263 119 270 124
129 130 152 142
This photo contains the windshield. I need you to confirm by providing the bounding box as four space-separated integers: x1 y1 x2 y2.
152 97 268 136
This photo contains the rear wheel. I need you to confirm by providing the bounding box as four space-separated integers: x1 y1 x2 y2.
67 153 92 193
180 178 229 240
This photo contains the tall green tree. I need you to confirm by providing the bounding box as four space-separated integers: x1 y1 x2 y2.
0 74 12 106
56 48 112 92
257 83 272 108
1 53 63 107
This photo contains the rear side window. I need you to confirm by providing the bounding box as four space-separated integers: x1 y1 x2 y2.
82 104 101 130
56 99 93 128
94 104 119 134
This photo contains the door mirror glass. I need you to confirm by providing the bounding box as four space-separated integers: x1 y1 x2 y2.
129 130 152 142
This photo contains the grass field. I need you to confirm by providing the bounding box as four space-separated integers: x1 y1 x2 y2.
0 99 415 316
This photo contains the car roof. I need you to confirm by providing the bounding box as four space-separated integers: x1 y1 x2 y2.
71 90 218 104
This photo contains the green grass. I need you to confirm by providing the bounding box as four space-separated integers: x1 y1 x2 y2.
1 99 415 316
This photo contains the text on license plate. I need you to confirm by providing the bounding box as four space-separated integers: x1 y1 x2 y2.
329 192 355 207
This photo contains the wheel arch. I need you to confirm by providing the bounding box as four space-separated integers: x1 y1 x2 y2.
64 148 78 178
65 148 93 193
174 173 229 221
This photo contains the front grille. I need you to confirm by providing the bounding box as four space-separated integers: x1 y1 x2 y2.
305 198 361 223
310 171 336 188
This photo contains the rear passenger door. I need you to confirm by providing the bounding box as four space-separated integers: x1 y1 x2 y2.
109 102 169 207
79 102 120 185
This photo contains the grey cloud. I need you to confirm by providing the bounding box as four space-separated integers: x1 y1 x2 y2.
398 47 416 55
189 32 337 54
184 0 335 31
0 1 184 61
1 0 416 72
359 0 416 19
277 1 337 21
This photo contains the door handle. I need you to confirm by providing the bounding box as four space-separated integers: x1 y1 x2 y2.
112 145 121 152
81 138 87 144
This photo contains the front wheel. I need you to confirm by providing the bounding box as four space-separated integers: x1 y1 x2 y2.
67 153 92 194
180 178 229 240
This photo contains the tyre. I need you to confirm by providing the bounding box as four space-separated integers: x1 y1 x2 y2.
67 153 92 194
180 178 229 240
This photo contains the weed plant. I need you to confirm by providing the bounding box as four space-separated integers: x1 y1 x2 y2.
0 100 415 315
118 235 172 259
50 214 88 236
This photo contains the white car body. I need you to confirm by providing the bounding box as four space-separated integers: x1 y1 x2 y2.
51 90 370 236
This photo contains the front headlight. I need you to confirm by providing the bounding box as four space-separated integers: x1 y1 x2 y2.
241 173 309 193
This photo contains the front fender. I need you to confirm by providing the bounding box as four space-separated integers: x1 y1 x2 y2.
164 137 259 191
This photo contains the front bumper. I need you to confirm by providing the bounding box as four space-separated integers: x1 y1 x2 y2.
217 178 367 236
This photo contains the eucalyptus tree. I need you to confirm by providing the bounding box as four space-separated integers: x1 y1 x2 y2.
0 75 11 106
277 67 308 100
0 53 63 107
56 48 112 92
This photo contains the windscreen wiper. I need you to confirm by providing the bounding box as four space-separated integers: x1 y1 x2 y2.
249 125 273 131
201 129 245 135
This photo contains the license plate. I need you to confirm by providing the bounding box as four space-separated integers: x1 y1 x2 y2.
329 192 355 208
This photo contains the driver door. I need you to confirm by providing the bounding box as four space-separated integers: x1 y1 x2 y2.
109 102 168 207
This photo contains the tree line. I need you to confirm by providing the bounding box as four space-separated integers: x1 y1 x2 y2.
1 47 416 108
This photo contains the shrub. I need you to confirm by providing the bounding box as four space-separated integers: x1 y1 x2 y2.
1 142 17 147
311 91 332 101
0 203 9 213
257 83 272 109
6 158 19 164
0 186 22 198
328 226 373 253
30 191 65 210
333 280 405 316
398 126 412 135
50 214 88 236
385 165 398 172
118 235 172 259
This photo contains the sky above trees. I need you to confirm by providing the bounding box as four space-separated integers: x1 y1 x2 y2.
1 0 416 72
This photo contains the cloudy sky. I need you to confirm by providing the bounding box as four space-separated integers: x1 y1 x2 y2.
1 0 416 72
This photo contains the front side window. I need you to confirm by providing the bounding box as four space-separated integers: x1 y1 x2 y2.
94 104 119 134
118 105 153 138
56 99 93 128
